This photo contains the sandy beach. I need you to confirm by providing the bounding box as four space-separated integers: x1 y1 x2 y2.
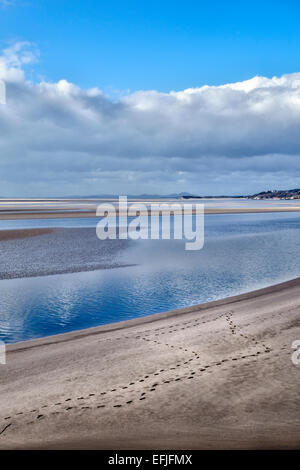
0 277 300 449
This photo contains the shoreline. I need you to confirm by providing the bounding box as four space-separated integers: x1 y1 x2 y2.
1 277 300 449
6 276 300 349
0 228 53 241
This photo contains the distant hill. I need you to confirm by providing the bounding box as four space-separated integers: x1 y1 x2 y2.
249 189 300 200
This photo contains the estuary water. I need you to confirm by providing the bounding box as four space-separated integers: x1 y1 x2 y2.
0 211 300 343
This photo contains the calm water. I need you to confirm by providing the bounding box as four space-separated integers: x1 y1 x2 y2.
1 212 300 343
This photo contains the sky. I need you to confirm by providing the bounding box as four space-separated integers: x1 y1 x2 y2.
0 0 300 196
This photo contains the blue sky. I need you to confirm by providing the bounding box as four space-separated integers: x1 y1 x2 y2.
1 0 300 196
1 0 300 93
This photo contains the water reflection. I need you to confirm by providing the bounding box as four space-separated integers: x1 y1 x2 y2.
0 212 300 343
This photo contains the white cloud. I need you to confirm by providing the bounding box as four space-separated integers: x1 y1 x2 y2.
0 42 300 196
0 42 38 82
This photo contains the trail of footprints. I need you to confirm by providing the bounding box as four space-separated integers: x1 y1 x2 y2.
1 309 289 436
225 311 272 354
98 312 223 344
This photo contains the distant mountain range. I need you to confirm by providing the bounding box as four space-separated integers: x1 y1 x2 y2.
66 192 196 199
66 192 239 199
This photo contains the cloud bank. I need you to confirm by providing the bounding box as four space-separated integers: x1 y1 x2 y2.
1 43 300 196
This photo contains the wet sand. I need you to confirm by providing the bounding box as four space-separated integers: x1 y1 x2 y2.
0 196 300 222
1 206 300 220
0 228 132 280
0 278 300 449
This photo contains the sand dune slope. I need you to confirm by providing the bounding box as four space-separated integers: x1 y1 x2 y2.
0 279 300 449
